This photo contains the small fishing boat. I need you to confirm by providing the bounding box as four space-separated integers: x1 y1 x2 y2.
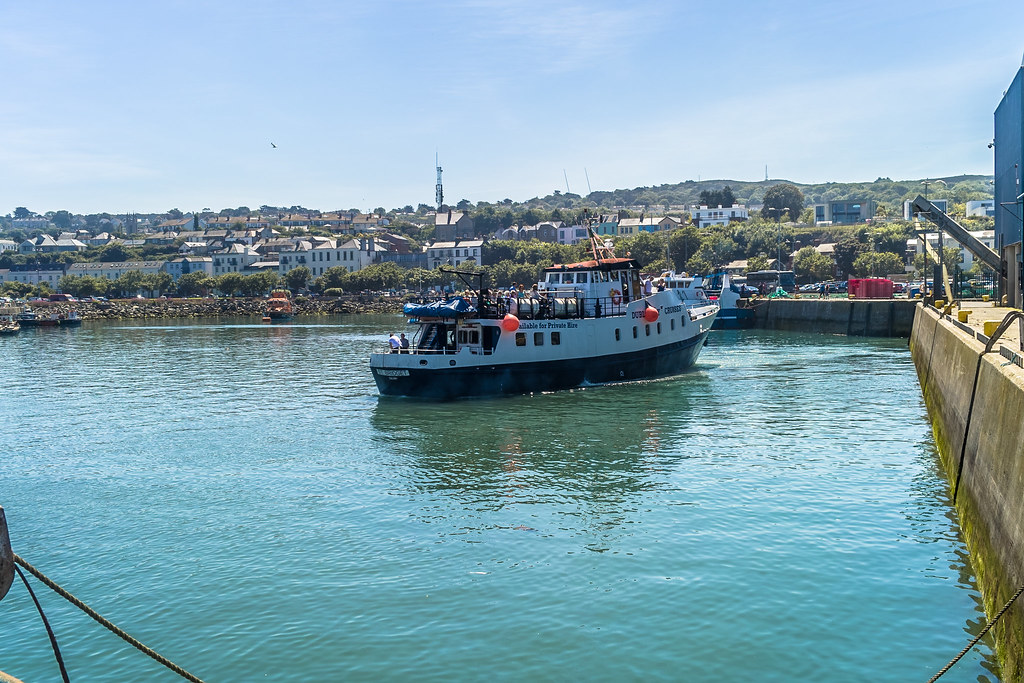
370 230 718 399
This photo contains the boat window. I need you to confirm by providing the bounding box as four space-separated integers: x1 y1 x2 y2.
645 324 651 336
633 326 638 339
577 272 588 283
516 333 526 346
551 332 560 345
615 328 621 341
657 322 661 334
670 318 675 331
547 273 559 284
561 273 574 284
534 332 544 346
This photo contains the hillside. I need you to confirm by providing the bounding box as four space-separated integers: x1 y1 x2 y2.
503 175 993 214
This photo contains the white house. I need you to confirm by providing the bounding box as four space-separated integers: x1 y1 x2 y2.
163 257 214 280
966 200 996 217
691 205 748 229
0 267 65 287
427 240 483 269
212 243 261 274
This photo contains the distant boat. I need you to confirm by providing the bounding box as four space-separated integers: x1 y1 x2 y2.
264 291 294 321
0 305 20 335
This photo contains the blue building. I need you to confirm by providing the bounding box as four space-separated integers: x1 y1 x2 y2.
994 53 1024 307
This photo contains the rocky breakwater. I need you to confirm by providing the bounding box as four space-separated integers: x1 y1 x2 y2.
34 295 405 321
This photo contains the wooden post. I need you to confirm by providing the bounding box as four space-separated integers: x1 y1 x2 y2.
0 506 13 601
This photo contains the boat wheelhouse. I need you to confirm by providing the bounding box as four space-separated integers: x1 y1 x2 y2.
369 231 718 399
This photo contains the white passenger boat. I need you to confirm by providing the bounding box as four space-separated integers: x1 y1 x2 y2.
370 233 718 399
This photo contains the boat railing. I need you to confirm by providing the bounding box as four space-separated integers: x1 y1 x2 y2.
477 295 634 321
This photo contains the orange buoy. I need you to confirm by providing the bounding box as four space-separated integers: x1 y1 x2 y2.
502 314 520 332
643 306 659 323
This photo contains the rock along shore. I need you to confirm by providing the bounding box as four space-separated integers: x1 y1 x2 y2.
28 295 406 320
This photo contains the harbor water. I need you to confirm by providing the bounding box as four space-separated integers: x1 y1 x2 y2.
0 317 996 681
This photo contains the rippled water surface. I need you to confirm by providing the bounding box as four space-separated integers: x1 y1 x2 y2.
0 317 997 681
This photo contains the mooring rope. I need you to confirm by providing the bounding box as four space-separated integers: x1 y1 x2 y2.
12 553 205 683
14 564 70 683
927 582 1024 683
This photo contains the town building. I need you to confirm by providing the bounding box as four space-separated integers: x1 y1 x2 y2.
994 53 1024 306
426 240 483 269
66 261 165 281
966 200 996 217
814 200 877 225
163 257 214 280
434 210 475 241
690 205 748 229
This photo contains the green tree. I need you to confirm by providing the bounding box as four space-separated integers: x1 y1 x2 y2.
2 281 32 298
793 247 835 282
214 273 244 296
167 208 184 220
762 184 804 222
239 272 279 297
832 238 866 278
98 243 137 262
746 255 771 273
698 186 735 208
150 271 174 296
284 266 312 293
614 231 666 268
52 210 73 230
852 251 905 278
667 225 702 271
175 271 210 297
13 207 32 219
113 270 146 297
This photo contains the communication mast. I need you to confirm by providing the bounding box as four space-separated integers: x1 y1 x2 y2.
435 153 444 209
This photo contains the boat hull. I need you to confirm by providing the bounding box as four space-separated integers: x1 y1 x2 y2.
372 329 710 399
711 308 755 329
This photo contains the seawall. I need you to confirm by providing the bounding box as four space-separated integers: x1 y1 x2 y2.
910 304 1024 679
751 298 917 337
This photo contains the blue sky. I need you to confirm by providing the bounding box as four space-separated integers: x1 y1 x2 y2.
1 0 1022 215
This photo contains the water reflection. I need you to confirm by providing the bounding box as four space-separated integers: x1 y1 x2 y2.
370 373 713 550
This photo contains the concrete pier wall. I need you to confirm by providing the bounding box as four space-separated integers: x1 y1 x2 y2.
910 304 1024 679
752 298 917 337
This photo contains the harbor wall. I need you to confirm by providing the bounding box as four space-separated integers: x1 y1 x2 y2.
752 298 917 337
910 304 1024 679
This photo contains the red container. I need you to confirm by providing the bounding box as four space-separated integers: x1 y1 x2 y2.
847 278 894 299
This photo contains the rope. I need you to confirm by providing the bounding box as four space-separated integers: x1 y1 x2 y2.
15 564 70 683
927 582 1024 683
13 554 205 683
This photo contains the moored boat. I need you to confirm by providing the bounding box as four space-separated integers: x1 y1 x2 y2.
710 274 756 329
370 232 718 399
264 291 294 321
0 305 20 335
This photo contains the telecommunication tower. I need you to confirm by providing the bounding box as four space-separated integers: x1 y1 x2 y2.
435 153 443 209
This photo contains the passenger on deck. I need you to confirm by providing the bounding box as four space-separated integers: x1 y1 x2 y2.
400 333 409 351
389 333 401 352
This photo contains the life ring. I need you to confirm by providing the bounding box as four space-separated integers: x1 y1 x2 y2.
610 289 622 305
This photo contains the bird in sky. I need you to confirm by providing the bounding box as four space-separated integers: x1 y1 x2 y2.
270 142 277 148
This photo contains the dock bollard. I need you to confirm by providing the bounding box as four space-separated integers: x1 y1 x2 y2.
984 320 1000 337
0 506 13 601
958 310 971 323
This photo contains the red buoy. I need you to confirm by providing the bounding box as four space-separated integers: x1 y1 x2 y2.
502 314 520 332
643 306 659 323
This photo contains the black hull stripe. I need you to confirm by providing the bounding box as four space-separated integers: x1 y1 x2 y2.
374 331 709 399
